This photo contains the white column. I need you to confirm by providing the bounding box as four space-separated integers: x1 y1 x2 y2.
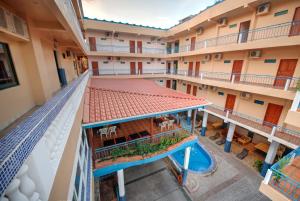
117 169 125 200
187 110 192 125
231 75 235 84
201 111 208 136
182 146 191 185
284 79 291 91
263 169 273 185
291 91 300 111
224 123 236 153
261 141 280 176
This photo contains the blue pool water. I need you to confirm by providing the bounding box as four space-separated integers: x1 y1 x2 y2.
171 143 213 173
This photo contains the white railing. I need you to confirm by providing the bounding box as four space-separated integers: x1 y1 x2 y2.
0 72 89 200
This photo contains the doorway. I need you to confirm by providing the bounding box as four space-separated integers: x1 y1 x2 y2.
166 80 171 88
238 21 251 43
274 59 297 88
192 85 197 96
137 41 142 53
188 62 193 76
129 40 135 53
225 94 236 112
263 103 283 126
130 62 136 75
173 61 178 74
138 62 143 74
195 61 200 77
186 84 191 94
91 61 99 76
88 37 96 51
167 62 171 74
172 80 177 90
231 60 243 82
190 37 196 51
290 7 300 36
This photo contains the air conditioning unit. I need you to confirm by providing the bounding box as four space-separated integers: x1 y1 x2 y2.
210 86 218 92
107 56 112 60
116 57 121 61
240 92 252 100
204 54 211 61
196 27 204 35
150 58 155 62
256 3 270 16
249 50 262 58
214 53 223 61
0 6 29 39
114 32 119 38
105 32 112 37
218 17 227 27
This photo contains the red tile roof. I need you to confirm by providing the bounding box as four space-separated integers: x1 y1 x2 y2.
83 78 209 125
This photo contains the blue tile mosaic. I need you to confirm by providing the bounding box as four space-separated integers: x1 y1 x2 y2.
0 73 87 196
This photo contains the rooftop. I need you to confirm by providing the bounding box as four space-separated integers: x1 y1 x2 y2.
82 78 209 127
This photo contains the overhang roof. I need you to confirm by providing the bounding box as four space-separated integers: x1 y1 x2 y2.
83 78 209 128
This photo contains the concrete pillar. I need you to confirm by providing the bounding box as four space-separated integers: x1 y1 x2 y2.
182 146 191 185
261 141 280 177
117 169 126 201
224 123 236 153
187 110 192 125
291 91 300 111
201 111 208 136
192 109 197 133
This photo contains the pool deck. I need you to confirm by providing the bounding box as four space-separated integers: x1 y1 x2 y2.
185 134 270 201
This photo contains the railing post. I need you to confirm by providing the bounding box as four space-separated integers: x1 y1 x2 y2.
268 126 277 142
184 71 187 76
263 169 273 185
200 72 203 80
284 79 291 91
204 40 207 48
224 110 229 123
231 75 235 84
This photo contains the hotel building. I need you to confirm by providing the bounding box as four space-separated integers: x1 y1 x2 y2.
0 0 300 201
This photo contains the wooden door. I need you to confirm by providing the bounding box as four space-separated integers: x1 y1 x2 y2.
129 40 135 53
274 59 298 88
238 21 251 43
195 61 200 77
137 41 142 53
166 80 171 88
130 62 136 75
231 60 243 82
290 7 300 36
263 103 283 126
192 85 197 96
225 94 236 112
138 62 143 74
167 62 171 74
190 37 196 51
91 61 99 76
188 62 193 76
89 37 96 51
186 84 191 94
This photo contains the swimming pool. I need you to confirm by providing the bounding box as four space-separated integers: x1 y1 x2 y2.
170 143 214 173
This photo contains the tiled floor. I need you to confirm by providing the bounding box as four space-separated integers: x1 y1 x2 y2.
205 106 300 146
186 134 270 201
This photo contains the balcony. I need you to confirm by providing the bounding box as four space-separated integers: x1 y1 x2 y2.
0 72 89 199
260 148 300 201
172 21 300 56
204 104 300 149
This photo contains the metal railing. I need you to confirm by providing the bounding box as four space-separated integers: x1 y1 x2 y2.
269 148 300 201
177 21 300 53
89 44 166 54
94 128 190 161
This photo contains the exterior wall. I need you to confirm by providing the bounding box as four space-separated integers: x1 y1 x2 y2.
88 56 166 75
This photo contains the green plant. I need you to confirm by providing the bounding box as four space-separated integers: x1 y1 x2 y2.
253 159 263 172
272 157 290 183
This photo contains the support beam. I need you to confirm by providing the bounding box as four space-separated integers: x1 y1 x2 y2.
261 141 280 176
182 146 191 185
224 123 236 153
201 111 208 136
187 110 192 125
117 169 126 201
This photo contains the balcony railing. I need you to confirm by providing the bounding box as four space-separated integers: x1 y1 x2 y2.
0 72 89 198
89 44 166 54
95 67 300 91
177 21 300 53
94 128 190 162
205 104 300 146
266 148 300 201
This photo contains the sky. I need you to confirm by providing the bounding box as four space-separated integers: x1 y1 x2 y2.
82 0 217 29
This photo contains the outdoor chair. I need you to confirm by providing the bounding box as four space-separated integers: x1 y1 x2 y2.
209 132 220 140
167 120 175 129
98 127 108 140
108 126 117 137
216 138 226 145
236 148 249 160
159 121 167 131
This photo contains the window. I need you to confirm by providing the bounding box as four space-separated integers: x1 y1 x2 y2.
0 42 18 90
